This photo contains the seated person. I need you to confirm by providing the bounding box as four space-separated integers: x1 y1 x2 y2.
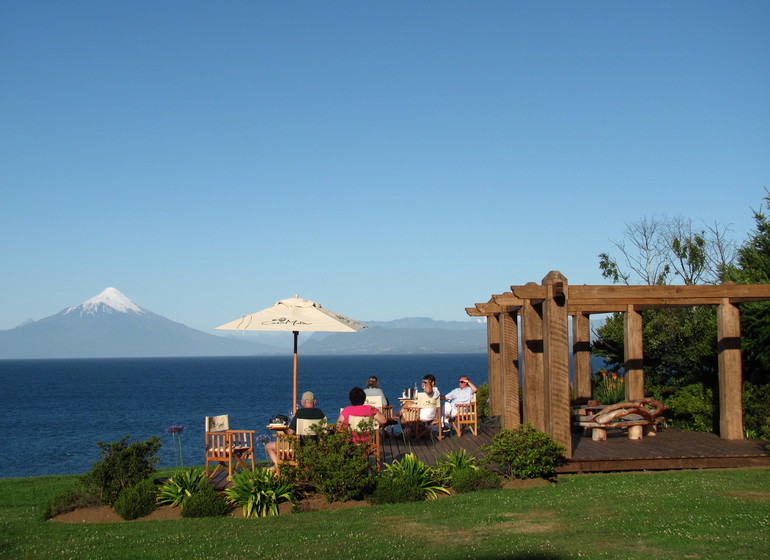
399 374 441 422
442 376 477 420
363 375 388 406
266 391 325 468
337 387 387 441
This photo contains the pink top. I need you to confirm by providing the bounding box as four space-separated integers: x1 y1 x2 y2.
340 404 378 443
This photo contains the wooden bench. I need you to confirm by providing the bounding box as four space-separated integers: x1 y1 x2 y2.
573 399 668 441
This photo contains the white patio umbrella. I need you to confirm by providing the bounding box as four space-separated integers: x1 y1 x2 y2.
216 296 366 413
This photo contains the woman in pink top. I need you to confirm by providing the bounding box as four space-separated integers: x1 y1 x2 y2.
337 387 387 442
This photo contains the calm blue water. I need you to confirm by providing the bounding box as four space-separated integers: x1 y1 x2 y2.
0 354 487 479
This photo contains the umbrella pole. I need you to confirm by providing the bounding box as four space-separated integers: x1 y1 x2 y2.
292 330 299 414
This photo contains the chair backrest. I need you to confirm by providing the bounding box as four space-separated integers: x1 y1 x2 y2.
205 415 229 432
416 392 439 409
364 395 385 410
348 414 380 430
295 417 327 436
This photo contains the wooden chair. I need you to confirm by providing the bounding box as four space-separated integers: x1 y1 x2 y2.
416 391 443 440
364 395 395 436
204 415 255 480
275 417 327 470
348 415 382 471
451 394 478 437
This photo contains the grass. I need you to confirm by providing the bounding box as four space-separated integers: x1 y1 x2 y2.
1 468 769 559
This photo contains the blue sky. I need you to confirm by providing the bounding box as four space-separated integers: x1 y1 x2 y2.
1 1 768 332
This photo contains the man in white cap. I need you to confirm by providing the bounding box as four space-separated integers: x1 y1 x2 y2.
266 391 325 468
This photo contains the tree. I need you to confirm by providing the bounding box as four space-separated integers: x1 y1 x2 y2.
722 190 770 384
594 215 735 388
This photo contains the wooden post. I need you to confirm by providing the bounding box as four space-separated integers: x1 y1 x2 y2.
717 299 744 440
624 306 644 401
542 272 571 457
486 313 502 418
500 310 520 429
572 312 592 400
520 298 545 431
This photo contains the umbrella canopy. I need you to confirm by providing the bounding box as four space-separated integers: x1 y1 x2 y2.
216 296 366 412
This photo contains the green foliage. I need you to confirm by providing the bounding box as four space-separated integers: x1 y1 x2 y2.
381 453 449 501
476 383 490 421
156 467 208 507
655 383 715 432
42 484 101 520
433 448 478 486
181 483 232 518
369 475 427 504
114 479 157 520
481 423 566 480
593 307 718 388
742 382 770 439
450 467 502 494
223 468 295 518
592 370 626 404
81 434 162 505
723 191 770 385
294 426 376 502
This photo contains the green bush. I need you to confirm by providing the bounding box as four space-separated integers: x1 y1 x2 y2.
433 448 478 486
224 468 295 518
42 484 101 520
82 434 162 505
481 423 566 480
369 475 427 504
451 467 502 494
476 383 490 421
156 467 208 507
663 383 715 432
743 382 770 439
114 479 157 520
181 484 232 518
294 426 376 502
381 453 449 501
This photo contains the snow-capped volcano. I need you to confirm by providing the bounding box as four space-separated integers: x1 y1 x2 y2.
64 287 144 317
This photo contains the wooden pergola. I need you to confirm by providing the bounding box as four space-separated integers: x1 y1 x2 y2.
467 271 770 458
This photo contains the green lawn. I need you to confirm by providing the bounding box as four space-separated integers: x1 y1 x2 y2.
1 468 768 560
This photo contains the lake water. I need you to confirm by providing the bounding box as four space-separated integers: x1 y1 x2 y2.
0 354 488 479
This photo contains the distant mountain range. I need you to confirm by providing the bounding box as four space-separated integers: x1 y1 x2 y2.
0 288 487 359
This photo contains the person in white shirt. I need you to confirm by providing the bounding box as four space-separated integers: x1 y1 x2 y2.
442 376 477 421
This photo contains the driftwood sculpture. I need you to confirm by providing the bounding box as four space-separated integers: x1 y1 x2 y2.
575 398 668 441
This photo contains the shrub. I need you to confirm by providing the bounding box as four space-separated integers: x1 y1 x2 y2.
156 467 208 507
114 479 157 520
433 448 478 486
224 468 295 518
476 383 490 421
294 426 376 502
82 434 162 505
42 484 101 520
369 475 426 504
663 383 715 432
743 382 770 439
181 484 232 518
481 423 566 480
381 453 449 501
451 467 502 494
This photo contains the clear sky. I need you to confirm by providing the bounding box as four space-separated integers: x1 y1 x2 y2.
2 1 768 332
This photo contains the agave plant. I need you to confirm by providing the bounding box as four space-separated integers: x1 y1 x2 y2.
156 467 208 507
383 453 449 500
224 468 295 518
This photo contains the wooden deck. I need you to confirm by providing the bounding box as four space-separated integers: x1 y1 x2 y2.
383 425 770 473
210 426 770 488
